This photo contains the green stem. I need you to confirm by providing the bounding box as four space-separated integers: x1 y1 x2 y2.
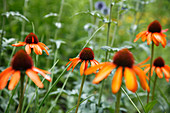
147 42 154 103
0 0 6 65
97 0 112 108
19 73 25 113
97 79 105 107
135 92 146 113
151 74 158 100
75 74 86 113
121 87 141 113
115 89 121 113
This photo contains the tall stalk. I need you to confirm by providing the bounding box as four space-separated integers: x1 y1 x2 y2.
115 89 121 113
75 74 86 113
0 0 7 65
19 72 25 113
147 42 154 103
151 74 158 100
97 0 113 108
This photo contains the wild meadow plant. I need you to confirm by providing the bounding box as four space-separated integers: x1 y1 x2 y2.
0 0 170 113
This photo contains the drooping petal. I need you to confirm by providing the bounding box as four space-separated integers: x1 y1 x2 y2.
8 71 20 90
155 67 163 78
134 31 146 42
85 60 89 71
93 59 99 65
111 66 123 94
0 69 14 90
26 69 44 88
147 33 152 45
25 44 31 54
32 67 51 82
164 65 170 71
162 29 168 32
38 42 49 50
67 59 80 71
33 67 51 74
161 67 170 78
92 64 116 84
160 36 166 48
38 43 49 55
124 67 138 93
33 45 42 55
0 67 13 78
152 36 159 46
136 57 150 66
144 66 150 74
133 66 150 92
12 42 26 47
71 59 81 71
66 58 79 66
84 62 112 75
80 60 86 75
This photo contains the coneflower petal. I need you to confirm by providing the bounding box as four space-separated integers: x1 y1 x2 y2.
8 71 20 90
26 69 44 88
72 59 81 71
32 67 51 82
133 66 150 92
0 69 14 90
12 42 26 47
111 66 123 94
147 33 152 45
84 62 111 75
134 31 146 42
80 60 86 76
155 67 163 78
124 67 138 93
0 67 12 78
25 44 31 54
161 67 170 78
38 42 49 50
33 67 51 74
93 64 116 84
38 43 49 55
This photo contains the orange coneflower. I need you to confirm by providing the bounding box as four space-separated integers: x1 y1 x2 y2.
0 50 51 90
134 20 168 48
66 47 99 75
12 32 49 55
141 57 170 82
85 49 150 94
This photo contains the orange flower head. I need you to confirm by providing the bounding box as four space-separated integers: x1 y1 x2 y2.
25 33 39 44
85 49 150 94
12 33 49 55
153 57 165 67
66 47 99 75
113 49 134 68
79 47 94 60
141 56 170 82
11 50 33 70
0 50 51 90
134 20 168 48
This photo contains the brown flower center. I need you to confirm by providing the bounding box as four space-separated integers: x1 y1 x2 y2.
113 49 134 68
148 20 162 33
25 33 39 44
79 47 94 61
153 57 165 67
11 50 33 70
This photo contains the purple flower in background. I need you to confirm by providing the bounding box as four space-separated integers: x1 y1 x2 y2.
95 1 106 10
101 7 110 15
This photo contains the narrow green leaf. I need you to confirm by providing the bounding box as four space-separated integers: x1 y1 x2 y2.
144 100 157 113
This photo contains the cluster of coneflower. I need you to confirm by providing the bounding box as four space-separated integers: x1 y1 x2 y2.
0 20 170 113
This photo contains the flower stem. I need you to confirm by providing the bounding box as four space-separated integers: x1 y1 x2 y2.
0 0 6 66
97 0 112 108
75 74 86 113
19 72 25 113
147 42 154 103
115 89 121 113
151 74 158 100
135 92 146 113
